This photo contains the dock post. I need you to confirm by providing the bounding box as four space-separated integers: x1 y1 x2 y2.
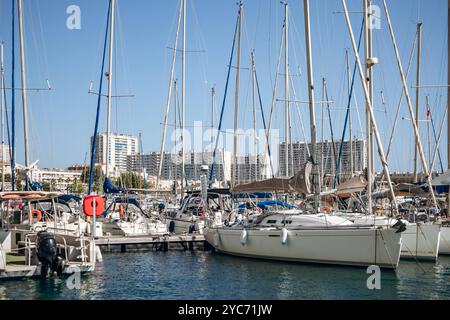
121 244 126 253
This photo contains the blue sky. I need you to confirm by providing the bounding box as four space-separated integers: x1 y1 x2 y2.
0 0 448 173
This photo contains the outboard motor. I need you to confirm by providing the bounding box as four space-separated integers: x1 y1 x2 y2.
36 231 65 278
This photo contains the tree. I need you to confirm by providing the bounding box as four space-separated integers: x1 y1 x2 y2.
68 178 85 194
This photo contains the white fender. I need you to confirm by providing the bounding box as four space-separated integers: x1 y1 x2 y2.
213 231 220 247
241 228 248 245
281 227 288 245
95 245 103 262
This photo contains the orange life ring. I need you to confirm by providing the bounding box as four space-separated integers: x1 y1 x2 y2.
320 206 332 213
30 209 42 221
83 195 105 217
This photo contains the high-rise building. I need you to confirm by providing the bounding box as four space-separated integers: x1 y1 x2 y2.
231 154 269 185
278 139 367 179
90 133 138 176
127 149 232 183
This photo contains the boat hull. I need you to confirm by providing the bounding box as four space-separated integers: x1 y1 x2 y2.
439 226 450 255
204 226 402 269
399 224 440 261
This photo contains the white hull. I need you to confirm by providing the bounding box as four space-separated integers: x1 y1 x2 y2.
399 224 441 261
439 226 450 255
204 226 402 269
349 216 441 261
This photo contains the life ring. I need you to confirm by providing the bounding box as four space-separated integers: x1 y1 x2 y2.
83 195 105 217
30 209 42 221
320 206 332 213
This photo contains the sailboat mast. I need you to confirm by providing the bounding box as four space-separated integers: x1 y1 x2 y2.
156 0 182 190
17 0 29 186
363 0 373 214
284 2 289 177
174 79 178 196
447 0 450 213
303 0 319 209
413 22 422 183
342 0 399 213
345 49 354 177
181 0 186 189
251 51 257 181
105 0 115 178
232 1 243 187
0 43 5 190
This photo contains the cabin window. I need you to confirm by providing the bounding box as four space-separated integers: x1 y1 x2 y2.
282 220 292 224
266 220 277 224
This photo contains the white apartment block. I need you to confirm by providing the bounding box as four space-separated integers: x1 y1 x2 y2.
30 168 82 192
278 139 367 177
90 133 138 177
127 149 232 183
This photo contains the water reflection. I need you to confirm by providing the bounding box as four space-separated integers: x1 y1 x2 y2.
1 251 450 300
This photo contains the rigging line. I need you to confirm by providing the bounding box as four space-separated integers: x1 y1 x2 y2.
2 73 12 170
323 79 338 181
88 0 111 195
264 19 285 168
209 8 239 184
384 30 418 162
254 67 274 179
289 74 310 158
429 108 445 173
334 18 364 188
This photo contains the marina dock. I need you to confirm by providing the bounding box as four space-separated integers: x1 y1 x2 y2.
95 234 210 253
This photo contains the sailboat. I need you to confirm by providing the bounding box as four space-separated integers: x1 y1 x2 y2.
86 0 167 238
204 1 405 270
1 0 98 279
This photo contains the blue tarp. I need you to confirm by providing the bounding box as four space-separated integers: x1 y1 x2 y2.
238 200 294 210
103 177 123 194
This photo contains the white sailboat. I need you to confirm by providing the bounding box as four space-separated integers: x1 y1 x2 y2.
204 0 405 270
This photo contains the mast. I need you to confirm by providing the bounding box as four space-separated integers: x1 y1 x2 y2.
105 0 115 178
381 0 437 208
0 43 5 190
251 51 258 181
346 49 354 177
17 0 29 188
413 22 422 183
342 0 399 212
174 79 178 195
284 2 289 177
447 0 450 213
232 1 243 187
181 0 186 189
303 0 319 209
364 0 373 214
157 0 182 190
211 86 215 156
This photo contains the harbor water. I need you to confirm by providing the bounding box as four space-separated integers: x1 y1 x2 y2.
1 251 450 300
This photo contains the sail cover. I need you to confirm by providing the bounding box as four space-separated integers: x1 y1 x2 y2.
336 175 368 194
232 160 312 195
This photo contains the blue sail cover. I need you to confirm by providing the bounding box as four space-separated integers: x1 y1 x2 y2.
238 200 294 210
26 177 42 191
103 177 123 194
